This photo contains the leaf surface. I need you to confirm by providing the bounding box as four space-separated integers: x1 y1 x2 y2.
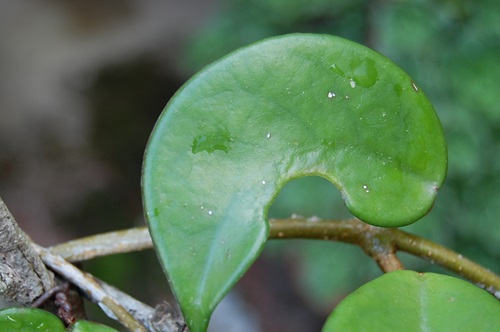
322 270 500 331
0 307 119 331
142 34 447 331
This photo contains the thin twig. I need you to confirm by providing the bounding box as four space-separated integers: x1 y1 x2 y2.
30 282 69 309
269 218 500 298
48 227 151 262
47 218 500 299
269 217 405 272
96 280 186 332
33 245 147 332
394 230 500 298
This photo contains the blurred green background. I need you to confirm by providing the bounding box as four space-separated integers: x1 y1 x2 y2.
0 0 499 331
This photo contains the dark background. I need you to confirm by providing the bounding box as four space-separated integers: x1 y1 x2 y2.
1 1 499 331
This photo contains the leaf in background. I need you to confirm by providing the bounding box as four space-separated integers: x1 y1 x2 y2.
0 307 119 332
142 34 447 331
322 270 500 331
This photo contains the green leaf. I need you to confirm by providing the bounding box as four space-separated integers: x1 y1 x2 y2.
322 270 500 331
72 320 120 332
142 33 447 331
0 308 65 331
0 307 119 332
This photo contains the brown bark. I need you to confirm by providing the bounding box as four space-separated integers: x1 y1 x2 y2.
0 196 55 305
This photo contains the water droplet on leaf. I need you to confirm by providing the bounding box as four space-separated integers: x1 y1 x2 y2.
329 63 345 77
393 84 403 96
350 58 378 88
192 129 232 154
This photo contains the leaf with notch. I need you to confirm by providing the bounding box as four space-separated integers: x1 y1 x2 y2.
142 34 447 331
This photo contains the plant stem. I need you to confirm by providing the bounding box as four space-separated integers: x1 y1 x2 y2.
34 245 148 332
269 218 500 298
48 227 151 262
48 218 500 299
394 230 500 297
269 217 405 272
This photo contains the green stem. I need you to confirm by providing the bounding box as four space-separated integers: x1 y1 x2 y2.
269 218 500 298
269 218 405 272
394 230 500 295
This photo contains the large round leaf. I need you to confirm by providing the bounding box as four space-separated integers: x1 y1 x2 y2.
142 34 447 331
322 270 500 331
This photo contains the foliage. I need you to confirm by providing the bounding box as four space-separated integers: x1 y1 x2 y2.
0 307 118 332
2 1 500 330
323 270 500 331
143 34 449 331
184 0 500 310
